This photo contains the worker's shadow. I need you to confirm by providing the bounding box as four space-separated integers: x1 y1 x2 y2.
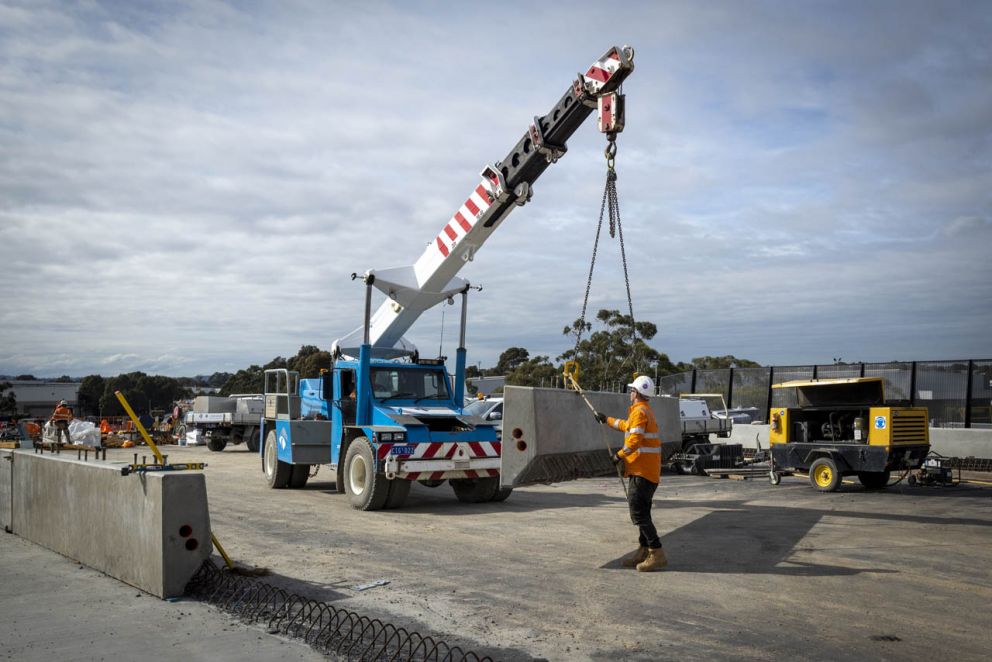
600 497 992 575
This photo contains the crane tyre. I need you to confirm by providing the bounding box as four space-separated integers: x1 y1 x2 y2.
344 437 390 511
207 436 227 452
857 471 890 490
451 476 499 503
245 428 260 453
289 464 311 489
809 457 841 492
490 485 513 502
263 430 291 488
384 479 411 509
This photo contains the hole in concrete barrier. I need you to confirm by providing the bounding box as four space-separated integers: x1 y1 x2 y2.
179 525 192 538
516 440 527 452
511 427 523 439
185 538 199 551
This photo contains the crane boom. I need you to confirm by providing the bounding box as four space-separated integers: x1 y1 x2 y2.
334 46 635 358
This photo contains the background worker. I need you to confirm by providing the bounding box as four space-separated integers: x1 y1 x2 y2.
595 375 667 572
49 399 73 446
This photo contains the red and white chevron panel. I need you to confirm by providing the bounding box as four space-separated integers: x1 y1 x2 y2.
583 47 623 94
378 441 501 461
403 468 500 481
378 441 502 481
433 179 496 258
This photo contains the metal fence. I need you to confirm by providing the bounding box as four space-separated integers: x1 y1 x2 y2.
656 359 992 428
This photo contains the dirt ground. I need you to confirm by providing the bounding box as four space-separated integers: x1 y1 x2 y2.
57 445 992 660
9 446 992 661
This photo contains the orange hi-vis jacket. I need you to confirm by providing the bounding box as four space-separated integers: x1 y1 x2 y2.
51 405 73 423
607 399 661 483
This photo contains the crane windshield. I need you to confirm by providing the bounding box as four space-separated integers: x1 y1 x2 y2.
370 367 451 402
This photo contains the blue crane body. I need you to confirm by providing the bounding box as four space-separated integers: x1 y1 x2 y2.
259 46 635 510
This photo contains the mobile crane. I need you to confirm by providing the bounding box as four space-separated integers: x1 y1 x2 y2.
260 46 636 510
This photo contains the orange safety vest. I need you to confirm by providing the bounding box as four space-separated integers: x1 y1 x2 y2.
607 399 661 482
51 405 73 423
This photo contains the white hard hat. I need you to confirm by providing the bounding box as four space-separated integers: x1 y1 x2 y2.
627 375 655 398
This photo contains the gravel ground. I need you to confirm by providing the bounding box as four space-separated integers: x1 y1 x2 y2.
5 443 992 660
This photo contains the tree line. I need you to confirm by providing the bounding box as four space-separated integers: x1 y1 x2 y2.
18 310 758 416
466 308 758 391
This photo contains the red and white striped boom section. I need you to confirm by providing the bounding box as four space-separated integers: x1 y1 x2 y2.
337 46 635 357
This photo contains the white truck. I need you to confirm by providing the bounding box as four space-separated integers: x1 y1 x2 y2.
185 395 263 452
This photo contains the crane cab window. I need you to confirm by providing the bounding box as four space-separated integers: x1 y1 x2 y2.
370 368 450 402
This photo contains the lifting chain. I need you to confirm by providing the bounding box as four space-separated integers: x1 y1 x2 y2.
571 134 641 379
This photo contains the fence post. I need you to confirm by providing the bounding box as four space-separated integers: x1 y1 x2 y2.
909 361 917 406
690 369 697 394
965 359 974 429
859 362 865 378
727 367 735 409
765 366 774 419
812 364 818 380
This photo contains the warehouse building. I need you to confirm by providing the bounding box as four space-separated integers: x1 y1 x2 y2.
6 381 81 418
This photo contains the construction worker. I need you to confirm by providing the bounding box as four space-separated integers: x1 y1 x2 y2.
595 375 667 572
49 399 73 446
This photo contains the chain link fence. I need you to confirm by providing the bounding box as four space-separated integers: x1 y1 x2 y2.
657 359 992 428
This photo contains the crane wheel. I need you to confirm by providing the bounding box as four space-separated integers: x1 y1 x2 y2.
451 476 500 503
809 457 841 492
289 464 311 489
857 471 891 490
263 430 291 488
490 485 513 502
384 478 411 509
344 437 390 511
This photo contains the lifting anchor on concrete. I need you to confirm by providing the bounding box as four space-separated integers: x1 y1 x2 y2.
114 390 237 572
562 361 628 498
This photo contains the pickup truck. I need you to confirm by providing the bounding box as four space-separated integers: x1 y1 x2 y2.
185 395 263 452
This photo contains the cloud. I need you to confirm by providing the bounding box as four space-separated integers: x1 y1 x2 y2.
1 0 990 377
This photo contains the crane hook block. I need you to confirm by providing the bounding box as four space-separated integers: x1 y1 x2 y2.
598 92 625 134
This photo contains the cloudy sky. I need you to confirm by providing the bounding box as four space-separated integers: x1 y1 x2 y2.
1 0 989 378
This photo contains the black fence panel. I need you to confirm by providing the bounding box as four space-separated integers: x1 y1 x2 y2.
658 359 989 428
731 368 771 422
864 362 913 405
816 364 861 379
657 372 691 397
770 366 814 408
695 369 731 402
971 360 992 429
915 361 969 427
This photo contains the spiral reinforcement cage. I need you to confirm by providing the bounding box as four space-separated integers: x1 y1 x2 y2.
185 560 495 662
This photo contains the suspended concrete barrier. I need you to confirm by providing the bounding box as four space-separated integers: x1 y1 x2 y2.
500 386 681 487
0 449 211 598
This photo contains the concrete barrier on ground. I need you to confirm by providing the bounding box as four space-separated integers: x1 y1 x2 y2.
501 387 681 487
0 449 211 598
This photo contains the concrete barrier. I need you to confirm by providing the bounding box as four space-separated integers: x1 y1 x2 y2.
0 449 211 598
501 387 680 487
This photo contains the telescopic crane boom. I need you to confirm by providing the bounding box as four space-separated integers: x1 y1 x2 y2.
333 46 635 359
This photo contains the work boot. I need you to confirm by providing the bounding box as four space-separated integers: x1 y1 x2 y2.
620 546 649 568
636 547 668 572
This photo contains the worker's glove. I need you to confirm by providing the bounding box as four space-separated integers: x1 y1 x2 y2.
594 411 608 424
612 451 624 467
